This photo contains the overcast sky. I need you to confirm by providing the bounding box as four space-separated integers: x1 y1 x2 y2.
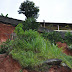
0 0 72 23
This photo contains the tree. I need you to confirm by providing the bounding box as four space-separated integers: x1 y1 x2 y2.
22 17 39 31
18 0 39 19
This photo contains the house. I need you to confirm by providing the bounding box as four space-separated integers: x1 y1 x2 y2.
40 21 72 31
0 16 72 43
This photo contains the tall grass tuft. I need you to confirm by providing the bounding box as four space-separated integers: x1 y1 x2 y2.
9 29 72 69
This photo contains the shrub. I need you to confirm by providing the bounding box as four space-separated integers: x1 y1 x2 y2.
0 39 14 54
42 31 63 44
0 47 6 54
22 17 39 31
0 39 10 54
15 17 39 32
14 23 24 36
64 32 72 45
9 29 72 69
10 29 49 68
43 43 72 68
68 44 72 50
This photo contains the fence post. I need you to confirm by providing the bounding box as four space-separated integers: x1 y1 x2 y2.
43 20 45 28
58 25 59 30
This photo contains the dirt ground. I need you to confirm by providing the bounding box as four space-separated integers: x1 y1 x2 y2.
0 55 21 72
56 42 72 56
0 23 15 43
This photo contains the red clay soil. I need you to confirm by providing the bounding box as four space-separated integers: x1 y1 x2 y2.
56 42 72 56
0 55 22 72
0 54 31 72
0 23 15 43
49 65 72 72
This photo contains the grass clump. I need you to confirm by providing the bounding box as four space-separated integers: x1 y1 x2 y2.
8 29 72 69
0 39 11 54
10 29 49 68
64 32 72 45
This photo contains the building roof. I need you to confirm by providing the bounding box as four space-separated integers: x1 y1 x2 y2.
40 22 72 25
0 16 23 26
0 16 72 27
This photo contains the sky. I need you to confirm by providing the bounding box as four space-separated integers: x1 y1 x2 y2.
0 0 72 23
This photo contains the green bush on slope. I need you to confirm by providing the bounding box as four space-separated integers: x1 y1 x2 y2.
41 31 63 44
10 29 50 68
64 32 72 45
9 29 72 69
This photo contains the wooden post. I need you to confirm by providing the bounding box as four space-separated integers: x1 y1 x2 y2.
40 24 42 27
12 33 13 40
43 20 45 28
58 25 59 30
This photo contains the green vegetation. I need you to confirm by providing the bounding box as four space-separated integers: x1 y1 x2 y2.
41 31 63 44
8 28 72 69
65 25 70 29
0 13 8 17
68 44 72 50
10 29 50 68
0 21 72 69
0 0 72 70
42 31 72 50
0 47 6 54
18 0 40 31
42 31 72 45
18 0 39 19
64 32 72 50
64 32 72 45
19 69 23 72
22 17 39 31
0 24 72 69
15 17 39 32
0 40 10 54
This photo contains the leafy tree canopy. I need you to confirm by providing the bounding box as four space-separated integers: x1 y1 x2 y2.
18 0 39 19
